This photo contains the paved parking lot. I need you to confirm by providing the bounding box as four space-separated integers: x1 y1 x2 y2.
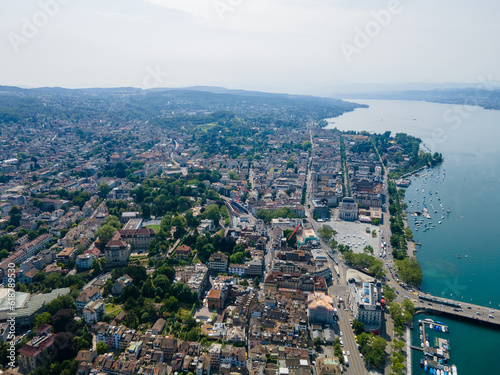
323 217 382 255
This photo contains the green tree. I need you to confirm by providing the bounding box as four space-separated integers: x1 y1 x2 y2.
98 182 112 198
8 206 22 227
382 285 397 303
96 341 108 355
352 319 365 334
230 252 244 264
314 337 323 350
202 204 221 224
96 224 117 247
34 312 52 329
318 225 335 240
357 332 387 368
252 277 260 288
395 258 422 287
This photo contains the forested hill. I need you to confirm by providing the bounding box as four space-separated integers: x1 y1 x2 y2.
0 85 367 127
346 88 500 110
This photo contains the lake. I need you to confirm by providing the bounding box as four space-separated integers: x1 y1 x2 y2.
327 99 500 374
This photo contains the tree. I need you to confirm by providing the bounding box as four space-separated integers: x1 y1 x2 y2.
328 239 338 250
96 341 108 355
34 312 52 329
229 252 244 264
252 277 260 288
202 204 221 224
153 275 171 296
0 235 15 253
363 245 374 254
52 309 75 333
8 206 22 227
96 224 117 247
395 258 422 287
357 332 387 368
318 225 335 240
314 337 323 351
352 319 365 334
46 295 75 315
98 182 112 198
53 332 78 362
382 285 397 303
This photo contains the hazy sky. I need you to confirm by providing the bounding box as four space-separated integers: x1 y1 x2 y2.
1 0 499 94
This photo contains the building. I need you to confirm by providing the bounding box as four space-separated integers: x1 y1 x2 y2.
245 257 263 277
176 245 192 260
151 318 166 335
311 199 329 220
76 253 95 269
338 197 358 221
112 274 133 296
83 300 105 324
207 252 228 273
118 227 156 252
307 292 336 326
264 271 327 295
0 288 70 328
209 343 222 369
206 288 227 311
0 322 9 343
17 325 56 375
228 264 246 277
316 358 341 375
220 345 246 368
104 238 131 266
76 287 102 310
185 264 209 298
348 281 382 332
56 247 77 263
120 212 140 223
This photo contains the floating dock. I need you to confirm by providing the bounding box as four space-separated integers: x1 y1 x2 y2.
416 320 458 374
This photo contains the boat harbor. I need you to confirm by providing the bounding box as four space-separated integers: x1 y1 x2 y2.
415 319 458 374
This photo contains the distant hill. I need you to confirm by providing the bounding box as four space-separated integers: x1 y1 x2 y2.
342 87 500 111
0 85 367 127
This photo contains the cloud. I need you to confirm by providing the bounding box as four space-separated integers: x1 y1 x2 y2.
142 0 213 19
95 10 150 23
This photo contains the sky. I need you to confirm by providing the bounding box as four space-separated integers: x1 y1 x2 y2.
1 0 500 95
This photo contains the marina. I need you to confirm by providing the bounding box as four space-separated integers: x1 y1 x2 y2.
417 319 457 374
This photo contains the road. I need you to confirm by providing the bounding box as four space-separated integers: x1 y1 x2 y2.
305 131 368 374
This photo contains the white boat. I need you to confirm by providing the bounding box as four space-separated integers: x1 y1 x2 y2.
438 221 442 224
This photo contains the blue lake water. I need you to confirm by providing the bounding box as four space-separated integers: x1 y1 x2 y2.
327 99 500 374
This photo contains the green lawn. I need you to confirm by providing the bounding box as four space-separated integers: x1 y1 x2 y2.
146 224 161 231
105 303 123 316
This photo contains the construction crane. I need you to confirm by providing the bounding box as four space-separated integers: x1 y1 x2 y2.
236 185 252 202
288 224 300 241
